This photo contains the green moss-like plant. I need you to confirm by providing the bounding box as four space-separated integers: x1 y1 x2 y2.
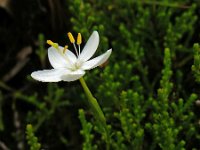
26 124 41 150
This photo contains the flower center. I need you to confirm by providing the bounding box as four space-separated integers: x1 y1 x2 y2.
71 60 82 71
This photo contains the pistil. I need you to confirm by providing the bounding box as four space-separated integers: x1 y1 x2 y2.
63 45 68 54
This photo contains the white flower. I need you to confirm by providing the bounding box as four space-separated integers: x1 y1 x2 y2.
31 31 112 82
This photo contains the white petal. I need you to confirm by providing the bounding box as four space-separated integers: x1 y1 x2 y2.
48 46 76 69
63 47 77 64
61 70 85 81
78 31 99 61
81 49 112 70
31 69 67 82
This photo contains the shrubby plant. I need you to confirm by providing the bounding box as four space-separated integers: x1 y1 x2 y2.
0 0 200 149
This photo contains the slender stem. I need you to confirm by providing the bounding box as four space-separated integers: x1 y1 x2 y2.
79 77 106 124
79 77 110 149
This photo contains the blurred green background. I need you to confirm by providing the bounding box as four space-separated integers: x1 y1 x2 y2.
0 0 200 149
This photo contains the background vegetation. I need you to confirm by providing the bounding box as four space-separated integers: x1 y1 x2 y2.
0 0 200 149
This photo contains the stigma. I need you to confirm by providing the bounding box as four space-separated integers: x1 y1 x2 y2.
63 45 68 54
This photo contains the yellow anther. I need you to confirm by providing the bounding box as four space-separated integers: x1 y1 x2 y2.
63 45 68 53
67 32 75 43
47 40 54 45
77 33 82 45
46 40 58 49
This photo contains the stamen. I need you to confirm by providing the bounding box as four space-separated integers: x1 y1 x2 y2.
46 40 59 49
73 43 79 56
67 32 79 56
63 45 68 54
77 33 82 45
78 45 81 55
77 33 82 55
67 32 75 43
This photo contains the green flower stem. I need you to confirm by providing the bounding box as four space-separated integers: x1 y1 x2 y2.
79 77 110 149
79 77 106 125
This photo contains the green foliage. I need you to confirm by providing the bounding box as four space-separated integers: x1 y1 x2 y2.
35 33 47 68
192 43 200 82
145 48 180 150
164 4 197 57
17 83 71 135
113 90 145 149
1 0 200 149
67 1 200 149
68 0 109 53
26 124 41 150
79 109 97 150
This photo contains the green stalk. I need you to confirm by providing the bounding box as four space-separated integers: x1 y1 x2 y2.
79 77 110 149
79 77 106 124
